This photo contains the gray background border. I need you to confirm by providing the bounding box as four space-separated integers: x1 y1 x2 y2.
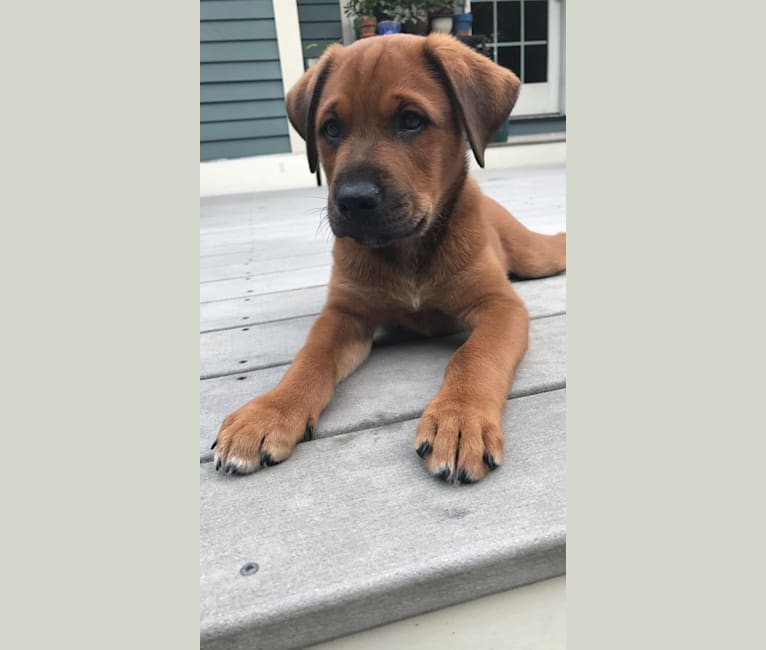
2 1 765 648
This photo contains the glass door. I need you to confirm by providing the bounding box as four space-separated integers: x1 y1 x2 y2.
471 0 563 116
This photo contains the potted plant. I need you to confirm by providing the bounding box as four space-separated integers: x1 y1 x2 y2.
453 12 473 36
453 0 472 35
427 1 454 34
375 1 403 35
344 0 380 39
399 2 429 35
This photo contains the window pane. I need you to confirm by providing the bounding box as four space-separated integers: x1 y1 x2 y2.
497 1 521 43
524 44 547 83
524 0 548 41
472 2 495 40
497 45 521 78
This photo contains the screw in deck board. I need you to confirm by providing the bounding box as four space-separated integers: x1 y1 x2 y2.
240 562 259 577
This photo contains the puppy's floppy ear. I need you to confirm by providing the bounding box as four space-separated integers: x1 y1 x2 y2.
424 34 521 168
286 45 340 173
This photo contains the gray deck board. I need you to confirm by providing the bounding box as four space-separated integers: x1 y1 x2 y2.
201 265 332 302
200 271 563 333
199 314 564 460
200 164 566 648
200 388 565 650
200 274 565 376
201 241 333 267
200 236 334 258
200 286 329 332
201 251 333 283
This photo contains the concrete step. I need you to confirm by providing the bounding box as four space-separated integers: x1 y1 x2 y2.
200 388 566 650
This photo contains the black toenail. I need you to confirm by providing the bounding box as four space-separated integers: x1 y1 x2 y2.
483 452 498 470
240 562 259 576
304 422 314 442
416 442 432 458
437 466 451 481
215 459 222 471
210 439 217 450
260 451 280 467
457 468 475 484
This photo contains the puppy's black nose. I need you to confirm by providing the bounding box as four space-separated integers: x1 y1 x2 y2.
334 181 382 219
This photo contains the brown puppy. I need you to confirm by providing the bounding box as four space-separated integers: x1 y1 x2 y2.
212 34 565 484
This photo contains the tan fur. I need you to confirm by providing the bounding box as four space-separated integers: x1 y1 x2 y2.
214 34 566 483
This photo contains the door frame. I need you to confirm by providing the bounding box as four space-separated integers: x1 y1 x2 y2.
514 0 563 116
472 0 563 116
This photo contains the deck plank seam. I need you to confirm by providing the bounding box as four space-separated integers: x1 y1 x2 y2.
201 312 321 334
199 272 564 309
200 283 328 303
199 310 566 380
199 383 566 464
200 276 568 334
200 262 331 284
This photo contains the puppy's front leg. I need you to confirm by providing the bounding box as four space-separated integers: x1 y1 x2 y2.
214 304 374 475
415 288 529 484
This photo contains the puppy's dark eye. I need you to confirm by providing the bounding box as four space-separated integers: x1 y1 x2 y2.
400 111 424 132
322 119 341 140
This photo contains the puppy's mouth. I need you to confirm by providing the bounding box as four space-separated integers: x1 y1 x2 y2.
330 213 429 248
353 217 428 248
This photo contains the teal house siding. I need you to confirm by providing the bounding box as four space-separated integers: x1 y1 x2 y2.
201 0 291 161
297 0 343 67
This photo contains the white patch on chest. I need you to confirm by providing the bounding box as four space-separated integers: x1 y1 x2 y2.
404 285 428 311
394 277 430 312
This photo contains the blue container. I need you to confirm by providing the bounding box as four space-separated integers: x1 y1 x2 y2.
453 13 473 35
378 20 402 35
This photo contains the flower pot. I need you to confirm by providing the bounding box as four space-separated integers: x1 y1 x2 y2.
453 13 473 35
402 20 429 36
359 17 377 39
378 20 402 35
430 15 453 34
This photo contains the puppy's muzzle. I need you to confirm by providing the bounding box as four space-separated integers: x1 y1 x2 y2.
330 178 424 248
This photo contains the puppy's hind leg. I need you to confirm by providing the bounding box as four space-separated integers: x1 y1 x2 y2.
488 200 566 279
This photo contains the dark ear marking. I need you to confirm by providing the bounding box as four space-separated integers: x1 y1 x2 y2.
285 47 339 173
423 34 520 167
304 62 334 173
423 46 474 156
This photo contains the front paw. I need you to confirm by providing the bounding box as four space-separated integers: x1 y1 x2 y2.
212 395 315 475
414 398 503 484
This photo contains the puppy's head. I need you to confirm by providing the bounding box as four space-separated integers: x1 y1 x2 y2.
286 34 520 248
